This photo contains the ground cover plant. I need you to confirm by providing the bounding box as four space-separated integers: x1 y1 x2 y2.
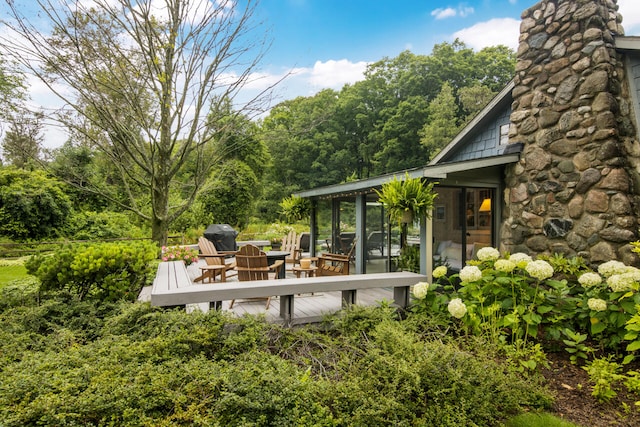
0 279 552 426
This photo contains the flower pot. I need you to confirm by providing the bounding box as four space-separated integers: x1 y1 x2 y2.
401 211 414 224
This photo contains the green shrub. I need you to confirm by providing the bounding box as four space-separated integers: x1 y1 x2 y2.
65 210 146 240
0 168 72 240
25 241 157 301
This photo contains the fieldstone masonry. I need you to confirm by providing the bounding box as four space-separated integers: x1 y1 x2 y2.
502 0 640 265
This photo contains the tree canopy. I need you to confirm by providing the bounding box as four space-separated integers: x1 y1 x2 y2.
1 0 275 244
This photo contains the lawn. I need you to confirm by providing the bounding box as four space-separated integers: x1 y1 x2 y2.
0 261 28 287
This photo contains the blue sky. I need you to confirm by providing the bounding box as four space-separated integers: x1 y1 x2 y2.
7 0 640 148
249 0 640 104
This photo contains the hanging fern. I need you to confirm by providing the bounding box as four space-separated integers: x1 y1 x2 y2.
279 195 311 222
375 173 438 225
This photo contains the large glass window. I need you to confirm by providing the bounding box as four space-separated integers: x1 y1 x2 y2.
433 186 494 272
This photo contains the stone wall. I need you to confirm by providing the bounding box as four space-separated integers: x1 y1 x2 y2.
502 0 640 265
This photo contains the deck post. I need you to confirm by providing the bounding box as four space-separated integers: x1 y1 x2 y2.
341 289 356 307
393 286 411 309
280 294 295 324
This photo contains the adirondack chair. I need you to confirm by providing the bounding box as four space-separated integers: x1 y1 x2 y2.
281 230 303 268
231 244 284 309
194 237 237 283
317 236 358 276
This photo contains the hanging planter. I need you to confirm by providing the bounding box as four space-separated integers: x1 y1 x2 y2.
375 172 437 226
279 195 311 223
401 210 414 225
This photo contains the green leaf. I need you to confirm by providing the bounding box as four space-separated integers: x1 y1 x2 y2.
627 341 640 352
591 322 606 335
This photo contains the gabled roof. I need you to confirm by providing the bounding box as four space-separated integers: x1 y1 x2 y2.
429 80 515 165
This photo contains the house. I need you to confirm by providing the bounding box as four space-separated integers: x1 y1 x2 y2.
296 0 640 276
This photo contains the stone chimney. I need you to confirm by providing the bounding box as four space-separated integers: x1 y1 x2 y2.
502 0 640 265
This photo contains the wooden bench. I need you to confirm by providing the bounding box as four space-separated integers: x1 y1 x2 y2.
150 265 427 325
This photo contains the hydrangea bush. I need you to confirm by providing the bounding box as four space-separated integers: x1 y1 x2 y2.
411 247 640 365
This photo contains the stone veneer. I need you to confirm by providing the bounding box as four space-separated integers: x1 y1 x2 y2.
502 0 640 265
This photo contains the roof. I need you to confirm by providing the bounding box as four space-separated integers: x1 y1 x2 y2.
295 153 520 199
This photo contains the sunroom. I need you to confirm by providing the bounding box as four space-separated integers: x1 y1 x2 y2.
294 81 521 277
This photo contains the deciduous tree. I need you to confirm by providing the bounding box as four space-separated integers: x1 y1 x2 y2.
1 0 275 245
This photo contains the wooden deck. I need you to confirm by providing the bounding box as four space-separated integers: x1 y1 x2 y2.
139 259 401 325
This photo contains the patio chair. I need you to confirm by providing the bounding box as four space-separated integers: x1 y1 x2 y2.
194 237 237 283
231 244 284 309
281 230 303 268
317 236 358 276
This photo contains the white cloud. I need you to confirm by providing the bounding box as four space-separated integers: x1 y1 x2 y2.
431 5 475 20
432 7 457 20
453 17 521 51
618 0 640 36
307 59 368 88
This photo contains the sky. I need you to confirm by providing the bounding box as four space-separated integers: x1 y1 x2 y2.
251 0 640 106
12 0 640 148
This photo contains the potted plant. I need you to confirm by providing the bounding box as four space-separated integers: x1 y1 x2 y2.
375 173 437 266
279 195 311 223
375 173 437 226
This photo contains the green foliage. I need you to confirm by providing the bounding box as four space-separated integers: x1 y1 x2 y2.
25 241 157 301
0 167 72 240
505 412 581 427
65 210 146 240
375 173 437 226
561 328 594 364
398 244 420 273
198 159 260 229
0 292 551 426
420 82 461 159
583 357 626 403
279 195 311 222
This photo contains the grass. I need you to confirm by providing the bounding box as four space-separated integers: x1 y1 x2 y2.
0 259 29 287
506 412 582 427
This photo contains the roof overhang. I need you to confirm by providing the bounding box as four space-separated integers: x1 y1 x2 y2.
615 36 640 52
294 153 520 199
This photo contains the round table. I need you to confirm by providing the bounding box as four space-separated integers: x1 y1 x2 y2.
292 266 318 278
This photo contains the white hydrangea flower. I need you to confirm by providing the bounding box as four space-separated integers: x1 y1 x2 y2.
587 298 607 312
578 272 602 288
624 266 640 282
494 259 516 273
509 252 533 268
476 247 500 262
525 260 554 281
432 265 448 279
459 265 483 283
598 260 628 278
607 273 637 293
412 282 429 299
448 298 468 319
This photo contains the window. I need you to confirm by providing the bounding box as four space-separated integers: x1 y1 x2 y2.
499 123 510 145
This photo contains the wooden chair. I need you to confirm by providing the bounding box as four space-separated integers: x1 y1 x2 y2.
281 230 303 268
194 237 237 283
231 244 284 309
317 236 358 276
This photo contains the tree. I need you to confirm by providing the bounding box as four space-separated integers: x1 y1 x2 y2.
0 167 72 240
1 0 275 245
1 111 44 169
419 82 461 159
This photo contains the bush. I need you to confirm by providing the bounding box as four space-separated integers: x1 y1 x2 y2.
0 168 72 240
25 241 158 301
65 210 146 240
0 294 552 426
